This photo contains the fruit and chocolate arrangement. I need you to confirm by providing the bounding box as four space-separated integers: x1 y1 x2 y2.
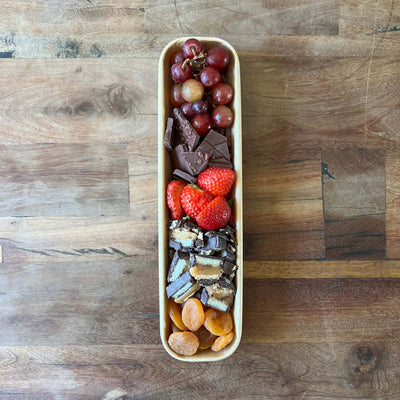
164 38 238 356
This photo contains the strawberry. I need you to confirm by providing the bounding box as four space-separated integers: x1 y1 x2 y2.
166 180 187 219
180 184 213 220
197 167 235 197
196 196 231 230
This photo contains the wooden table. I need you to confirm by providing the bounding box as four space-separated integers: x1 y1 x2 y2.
1 1 400 398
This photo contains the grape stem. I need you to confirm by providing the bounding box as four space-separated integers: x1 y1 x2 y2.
181 50 206 70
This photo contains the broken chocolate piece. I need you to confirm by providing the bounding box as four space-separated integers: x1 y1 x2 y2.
168 252 191 283
219 248 236 263
164 117 174 151
182 151 210 175
196 130 233 169
172 169 197 184
166 271 193 299
225 126 232 148
189 254 224 285
174 282 201 303
200 277 235 313
169 227 198 249
171 144 190 173
173 108 200 151
203 232 228 251
169 240 182 251
222 260 237 277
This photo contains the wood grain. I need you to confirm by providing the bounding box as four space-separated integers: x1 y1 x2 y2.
0 217 157 263
0 144 129 217
244 260 400 279
386 151 400 259
0 58 157 144
322 149 385 259
145 0 339 36
0 261 158 346
244 278 400 343
1 342 400 399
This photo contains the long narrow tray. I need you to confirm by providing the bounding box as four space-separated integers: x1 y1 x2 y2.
158 37 243 361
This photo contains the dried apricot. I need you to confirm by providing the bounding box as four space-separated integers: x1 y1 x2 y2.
211 331 234 352
194 326 216 350
168 331 200 356
171 320 181 333
167 299 187 331
203 308 232 336
181 298 205 331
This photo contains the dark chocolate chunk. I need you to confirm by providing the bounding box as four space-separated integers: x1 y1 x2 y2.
219 248 236 263
173 108 200 151
169 219 184 230
223 260 237 277
200 277 235 312
166 271 193 298
203 232 228 251
167 252 190 282
169 240 182 251
164 117 174 151
172 169 197 184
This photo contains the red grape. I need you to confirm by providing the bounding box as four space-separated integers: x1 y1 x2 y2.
191 113 212 136
211 83 233 105
200 66 222 89
212 105 233 128
183 38 203 59
181 79 204 103
192 100 208 114
171 51 186 65
169 84 185 107
181 102 196 119
171 62 192 83
206 47 229 71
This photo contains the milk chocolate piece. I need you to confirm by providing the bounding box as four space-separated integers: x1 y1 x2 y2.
172 169 197 184
200 277 235 312
197 130 233 169
182 151 210 175
171 144 190 173
173 108 200 151
168 252 190 283
164 117 174 151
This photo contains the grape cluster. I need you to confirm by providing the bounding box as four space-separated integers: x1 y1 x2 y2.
169 38 233 137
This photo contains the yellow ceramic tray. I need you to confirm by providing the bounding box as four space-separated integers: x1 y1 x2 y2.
158 37 242 361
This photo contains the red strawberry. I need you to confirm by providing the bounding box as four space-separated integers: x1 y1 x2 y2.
166 180 186 219
180 184 213 219
197 167 235 197
196 196 231 230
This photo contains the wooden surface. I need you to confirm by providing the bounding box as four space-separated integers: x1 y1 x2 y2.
2 0 400 398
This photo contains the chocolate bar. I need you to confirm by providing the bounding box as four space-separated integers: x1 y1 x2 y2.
171 144 190 173
196 130 233 169
172 169 197 184
172 108 200 151
200 277 236 313
164 117 174 151
167 251 190 282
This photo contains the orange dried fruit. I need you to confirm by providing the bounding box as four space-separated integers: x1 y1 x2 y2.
171 320 181 333
211 331 234 352
168 331 200 356
181 298 205 331
203 308 232 336
194 326 216 350
167 299 187 331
